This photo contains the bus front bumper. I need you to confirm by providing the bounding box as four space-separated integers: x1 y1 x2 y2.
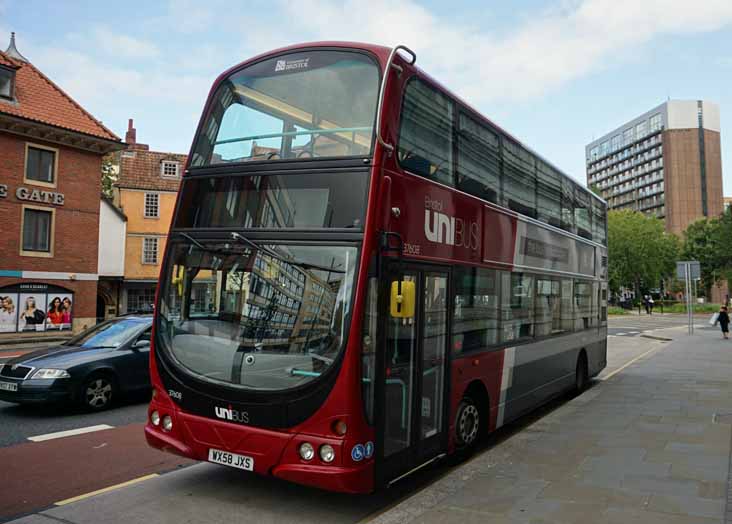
144 409 373 494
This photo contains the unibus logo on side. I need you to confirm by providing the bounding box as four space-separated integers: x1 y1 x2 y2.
423 196 479 250
215 404 250 424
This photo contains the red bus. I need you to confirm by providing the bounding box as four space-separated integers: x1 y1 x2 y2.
145 42 608 493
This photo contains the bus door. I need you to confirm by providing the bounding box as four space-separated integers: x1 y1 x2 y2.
375 264 450 486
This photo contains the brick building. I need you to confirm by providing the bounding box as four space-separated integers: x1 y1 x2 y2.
0 34 123 338
105 120 185 314
586 100 724 236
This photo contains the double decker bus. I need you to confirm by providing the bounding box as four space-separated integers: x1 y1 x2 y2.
145 42 607 493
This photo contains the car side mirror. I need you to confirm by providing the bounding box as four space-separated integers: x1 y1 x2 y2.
132 339 151 350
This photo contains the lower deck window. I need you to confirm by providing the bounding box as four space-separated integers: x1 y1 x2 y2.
452 267 601 355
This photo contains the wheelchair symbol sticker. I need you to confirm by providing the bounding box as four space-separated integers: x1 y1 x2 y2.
351 444 366 462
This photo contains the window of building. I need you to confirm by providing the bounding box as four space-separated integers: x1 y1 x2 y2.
623 127 634 146
611 135 622 152
635 120 648 139
161 161 180 178
127 287 156 313
453 267 501 354
0 66 14 99
649 113 662 132
398 79 454 187
501 272 534 342
144 193 159 218
25 145 57 186
21 207 53 254
142 237 158 264
456 113 500 203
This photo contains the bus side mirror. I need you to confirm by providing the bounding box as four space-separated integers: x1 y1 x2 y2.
390 281 415 318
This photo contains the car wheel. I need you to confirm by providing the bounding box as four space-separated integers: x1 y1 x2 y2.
81 374 116 411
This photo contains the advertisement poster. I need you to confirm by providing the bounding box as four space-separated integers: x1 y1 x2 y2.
19 293 47 332
0 293 19 332
46 293 73 331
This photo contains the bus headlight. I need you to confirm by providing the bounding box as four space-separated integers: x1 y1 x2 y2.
319 444 335 463
299 442 315 461
162 415 173 432
151 410 160 426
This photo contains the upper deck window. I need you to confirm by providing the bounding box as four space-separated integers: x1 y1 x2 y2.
190 50 380 167
397 79 453 187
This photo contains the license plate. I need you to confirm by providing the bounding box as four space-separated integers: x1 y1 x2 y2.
0 381 18 392
208 448 254 471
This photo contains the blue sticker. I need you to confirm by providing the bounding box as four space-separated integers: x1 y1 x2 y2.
364 441 374 458
351 444 365 462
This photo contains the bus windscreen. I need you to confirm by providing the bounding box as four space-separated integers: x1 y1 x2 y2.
190 50 380 166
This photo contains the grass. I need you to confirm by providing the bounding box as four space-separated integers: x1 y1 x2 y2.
608 306 629 316
660 303 721 314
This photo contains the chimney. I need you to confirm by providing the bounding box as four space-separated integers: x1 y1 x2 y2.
125 118 137 144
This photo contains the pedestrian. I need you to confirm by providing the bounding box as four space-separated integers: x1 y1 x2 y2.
648 296 654 315
644 295 651 315
718 306 730 340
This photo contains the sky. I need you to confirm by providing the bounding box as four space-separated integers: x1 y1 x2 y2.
2 0 732 193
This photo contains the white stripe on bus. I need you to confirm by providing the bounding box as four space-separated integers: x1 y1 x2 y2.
496 347 516 429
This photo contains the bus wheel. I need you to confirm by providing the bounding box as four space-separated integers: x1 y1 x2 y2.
455 397 480 449
575 352 589 393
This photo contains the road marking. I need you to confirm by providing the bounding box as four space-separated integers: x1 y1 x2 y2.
28 424 114 442
54 474 159 506
616 332 627 336
601 345 665 381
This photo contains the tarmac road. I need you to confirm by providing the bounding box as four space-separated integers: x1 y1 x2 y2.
0 315 695 523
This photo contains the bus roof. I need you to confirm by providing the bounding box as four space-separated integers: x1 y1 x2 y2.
200 41 605 207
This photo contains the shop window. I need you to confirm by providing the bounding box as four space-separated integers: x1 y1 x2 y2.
25 145 57 186
0 284 73 333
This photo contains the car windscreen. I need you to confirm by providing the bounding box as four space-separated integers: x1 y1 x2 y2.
67 319 150 348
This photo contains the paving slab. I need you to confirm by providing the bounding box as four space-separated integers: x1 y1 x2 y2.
370 329 732 524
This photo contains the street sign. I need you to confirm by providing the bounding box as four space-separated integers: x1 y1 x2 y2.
676 261 700 335
676 261 700 280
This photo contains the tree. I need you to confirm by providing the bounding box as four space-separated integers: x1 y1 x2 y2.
682 208 732 298
100 153 119 199
607 210 680 295
682 217 720 298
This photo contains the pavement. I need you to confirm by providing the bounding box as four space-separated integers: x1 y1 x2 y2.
2 317 731 524
369 325 732 524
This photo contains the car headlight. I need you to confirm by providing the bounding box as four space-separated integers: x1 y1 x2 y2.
31 368 71 379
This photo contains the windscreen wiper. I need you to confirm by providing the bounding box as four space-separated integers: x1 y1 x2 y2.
229 232 346 274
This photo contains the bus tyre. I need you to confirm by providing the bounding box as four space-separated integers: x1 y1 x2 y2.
575 353 589 394
455 397 480 450
81 373 117 411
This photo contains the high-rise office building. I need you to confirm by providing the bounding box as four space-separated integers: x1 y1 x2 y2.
586 100 724 235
